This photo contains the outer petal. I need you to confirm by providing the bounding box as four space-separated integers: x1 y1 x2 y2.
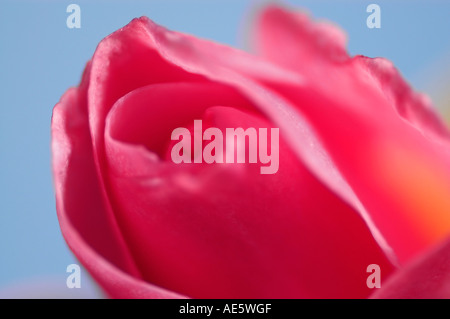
251 5 450 263
106 101 395 298
51 64 185 299
371 236 450 299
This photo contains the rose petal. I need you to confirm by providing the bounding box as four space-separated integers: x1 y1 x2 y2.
105 81 254 177
105 98 395 298
51 63 185 299
129 17 397 264
251 5 450 263
371 236 450 299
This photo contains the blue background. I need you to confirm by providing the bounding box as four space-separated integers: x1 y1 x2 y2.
1 0 449 297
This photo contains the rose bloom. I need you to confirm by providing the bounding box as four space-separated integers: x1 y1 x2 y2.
51 5 450 298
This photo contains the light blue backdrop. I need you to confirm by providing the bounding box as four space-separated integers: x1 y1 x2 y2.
1 0 449 297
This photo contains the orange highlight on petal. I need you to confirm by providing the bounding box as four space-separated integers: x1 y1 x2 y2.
376 140 450 256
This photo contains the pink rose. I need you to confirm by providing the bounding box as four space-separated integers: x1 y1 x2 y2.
51 5 450 298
